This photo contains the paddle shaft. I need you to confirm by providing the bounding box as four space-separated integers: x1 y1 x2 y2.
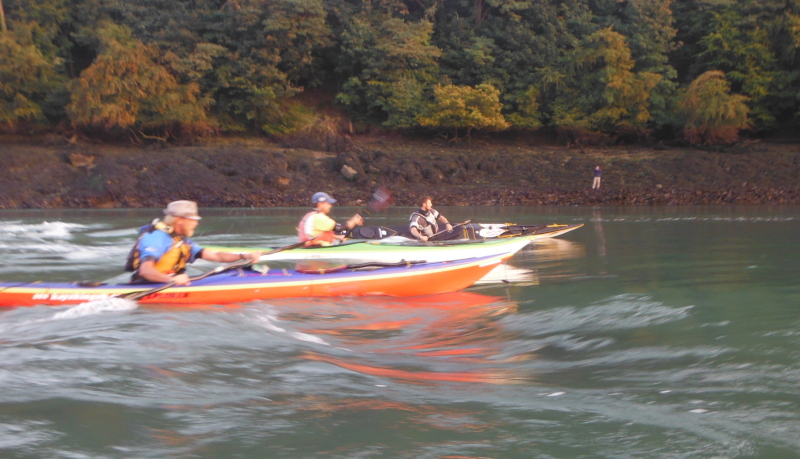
430 219 473 240
120 258 254 301
295 260 426 274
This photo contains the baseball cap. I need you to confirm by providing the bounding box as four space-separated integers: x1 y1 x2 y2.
312 192 337 205
163 200 202 220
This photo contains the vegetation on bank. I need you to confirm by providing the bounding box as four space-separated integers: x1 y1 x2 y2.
2 0 798 146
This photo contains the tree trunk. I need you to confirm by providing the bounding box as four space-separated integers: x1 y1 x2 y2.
1 0 8 34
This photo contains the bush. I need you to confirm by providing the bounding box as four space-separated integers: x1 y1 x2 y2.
679 70 750 145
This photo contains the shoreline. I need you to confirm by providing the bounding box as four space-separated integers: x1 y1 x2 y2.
1 135 799 209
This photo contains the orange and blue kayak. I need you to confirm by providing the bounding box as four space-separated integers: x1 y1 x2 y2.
0 254 508 307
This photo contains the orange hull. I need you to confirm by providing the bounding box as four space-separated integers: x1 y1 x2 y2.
0 255 509 307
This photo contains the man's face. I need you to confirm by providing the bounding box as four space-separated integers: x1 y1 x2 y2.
317 201 333 214
174 217 199 237
421 199 432 211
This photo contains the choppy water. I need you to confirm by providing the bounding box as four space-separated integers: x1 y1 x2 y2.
1 206 799 458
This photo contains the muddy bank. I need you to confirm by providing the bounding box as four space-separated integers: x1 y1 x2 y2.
1 135 799 209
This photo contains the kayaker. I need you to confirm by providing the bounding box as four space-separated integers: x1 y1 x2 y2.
409 196 452 242
126 200 262 285
298 192 364 246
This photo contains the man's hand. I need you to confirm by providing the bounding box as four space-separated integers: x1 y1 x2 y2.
445 223 453 232
244 251 262 263
347 214 364 228
420 235 429 242
171 273 191 286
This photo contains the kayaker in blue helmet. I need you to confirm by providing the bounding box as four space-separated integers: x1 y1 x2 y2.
409 196 452 242
298 192 364 246
126 200 262 285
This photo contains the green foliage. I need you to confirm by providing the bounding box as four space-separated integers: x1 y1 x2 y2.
66 23 211 137
696 9 776 125
506 86 542 129
0 32 59 129
262 0 331 86
333 2 441 128
550 28 660 137
679 70 750 145
417 83 509 139
2 0 800 140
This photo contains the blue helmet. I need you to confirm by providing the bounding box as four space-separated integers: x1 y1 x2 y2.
312 192 337 204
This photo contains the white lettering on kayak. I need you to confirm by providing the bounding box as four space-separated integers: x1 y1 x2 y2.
32 292 114 302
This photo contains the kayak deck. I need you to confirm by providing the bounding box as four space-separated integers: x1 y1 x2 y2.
346 222 583 241
206 225 583 263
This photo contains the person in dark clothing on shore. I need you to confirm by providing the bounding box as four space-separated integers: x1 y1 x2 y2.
592 165 602 189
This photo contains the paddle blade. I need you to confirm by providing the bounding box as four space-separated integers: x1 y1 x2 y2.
364 187 393 214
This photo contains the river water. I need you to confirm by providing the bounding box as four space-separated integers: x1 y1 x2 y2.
0 206 798 458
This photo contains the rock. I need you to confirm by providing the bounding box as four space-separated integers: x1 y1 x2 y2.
68 152 96 170
341 164 358 180
276 177 291 189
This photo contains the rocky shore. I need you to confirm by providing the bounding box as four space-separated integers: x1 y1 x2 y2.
1 135 799 209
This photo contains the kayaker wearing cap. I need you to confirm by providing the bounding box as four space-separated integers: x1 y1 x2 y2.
298 192 364 246
409 196 452 242
126 200 262 285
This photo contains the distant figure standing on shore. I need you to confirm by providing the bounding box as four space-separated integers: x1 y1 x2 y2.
592 165 602 189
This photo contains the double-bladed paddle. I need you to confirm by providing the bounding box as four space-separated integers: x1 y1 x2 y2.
118 237 322 301
362 186 393 215
118 258 254 301
429 219 473 241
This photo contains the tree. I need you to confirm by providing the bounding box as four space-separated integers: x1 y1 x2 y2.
262 0 331 87
66 23 210 139
417 83 509 139
334 1 441 128
0 33 58 130
433 0 591 130
679 70 750 145
551 28 661 137
1 0 7 33
695 8 776 126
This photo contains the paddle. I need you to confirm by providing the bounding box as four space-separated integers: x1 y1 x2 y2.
295 260 426 274
118 258 255 301
429 219 473 241
362 186 394 215
342 186 394 238
117 235 331 301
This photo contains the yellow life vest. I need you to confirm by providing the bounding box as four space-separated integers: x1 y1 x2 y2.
126 221 192 276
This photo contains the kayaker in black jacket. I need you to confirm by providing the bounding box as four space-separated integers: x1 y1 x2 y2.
409 196 452 241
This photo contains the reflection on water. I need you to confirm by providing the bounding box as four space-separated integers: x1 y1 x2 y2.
266 292 526 384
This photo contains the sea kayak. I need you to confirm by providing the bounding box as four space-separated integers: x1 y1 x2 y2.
207 223 583 263
346 222 583 241
0 254 508 307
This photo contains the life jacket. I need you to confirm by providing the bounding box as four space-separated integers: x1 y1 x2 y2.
409 209 439 236
297 211 337 245
125 220 192 276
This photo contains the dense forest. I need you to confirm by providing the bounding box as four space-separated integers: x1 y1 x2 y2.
1 0 798 145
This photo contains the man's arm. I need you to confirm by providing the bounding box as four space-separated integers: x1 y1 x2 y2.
201 249 262 264
410 226 428 241
138 260 189 285
438 214 453 231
